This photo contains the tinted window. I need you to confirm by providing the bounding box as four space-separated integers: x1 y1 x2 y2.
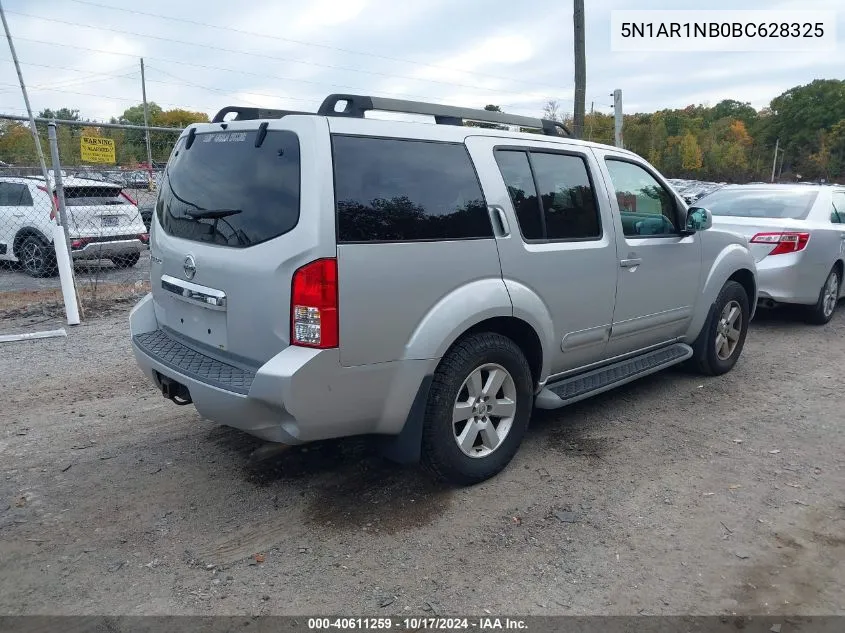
531 153 600 240
494 151 542 240
698 188 819 220
605 160 678 237
333 136 491 242
0 182 32 206
156 130 300 248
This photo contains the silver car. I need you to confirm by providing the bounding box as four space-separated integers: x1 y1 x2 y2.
698 184 845 323
129 95 757 484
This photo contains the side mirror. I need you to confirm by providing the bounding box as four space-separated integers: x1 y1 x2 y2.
685 206 712 232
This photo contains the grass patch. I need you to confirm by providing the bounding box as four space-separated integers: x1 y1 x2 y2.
0 281 150 319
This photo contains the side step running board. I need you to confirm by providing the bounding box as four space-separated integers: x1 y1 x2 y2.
535 343 693 410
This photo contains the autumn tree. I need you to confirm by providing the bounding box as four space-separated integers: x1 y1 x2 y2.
679 132 703 172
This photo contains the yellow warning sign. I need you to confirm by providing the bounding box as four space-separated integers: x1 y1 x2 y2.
80 136 116 164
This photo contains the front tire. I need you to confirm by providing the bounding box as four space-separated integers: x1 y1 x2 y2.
688 280 750 376
805 267 840 325
421 333 534 486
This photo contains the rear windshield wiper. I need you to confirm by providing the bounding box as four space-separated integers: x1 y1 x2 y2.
184 208 242 220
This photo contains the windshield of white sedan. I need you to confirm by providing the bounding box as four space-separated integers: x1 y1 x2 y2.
700 188 819 220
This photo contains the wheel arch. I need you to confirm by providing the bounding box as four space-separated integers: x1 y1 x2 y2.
380 315 545 466
727 267 757 317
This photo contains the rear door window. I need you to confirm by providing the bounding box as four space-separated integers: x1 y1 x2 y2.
494 150 601 241
332 136 491 242
156 129 301 247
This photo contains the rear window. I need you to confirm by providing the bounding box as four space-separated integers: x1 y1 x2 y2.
332 136 491 242
156 129 300 247
700 188 819 220
63 186 126 207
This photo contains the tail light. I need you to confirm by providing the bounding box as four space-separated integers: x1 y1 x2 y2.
70 238 88 250
37 184 59 220
138 233 149 244
750 232 810 256
291 258 338 348
121 191 138 206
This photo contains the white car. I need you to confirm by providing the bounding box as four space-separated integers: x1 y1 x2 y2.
0 176 149 277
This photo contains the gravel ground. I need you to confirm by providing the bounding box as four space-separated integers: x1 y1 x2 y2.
0 305 843 616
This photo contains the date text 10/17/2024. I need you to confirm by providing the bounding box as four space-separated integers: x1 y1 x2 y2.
307 617 529 630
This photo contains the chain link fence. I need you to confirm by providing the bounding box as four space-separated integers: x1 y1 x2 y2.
1 116 180 330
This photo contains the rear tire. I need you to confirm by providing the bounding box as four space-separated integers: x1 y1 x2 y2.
421 333 533 486
111 253 141 269
19 235 57 278
805 267 840 325
688 280 750 376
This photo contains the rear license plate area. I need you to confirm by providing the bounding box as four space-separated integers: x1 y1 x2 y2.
162 294 228 350
101 215 119 227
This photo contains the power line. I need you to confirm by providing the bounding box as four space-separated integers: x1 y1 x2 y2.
0 62 137 94
0 82 222 112
3 44 550 116
6 10 567 101
65 0 570 93
146 64 549 114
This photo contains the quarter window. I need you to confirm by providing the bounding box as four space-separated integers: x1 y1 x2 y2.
0 182 32 206
332 136 491 242
605 159 678 237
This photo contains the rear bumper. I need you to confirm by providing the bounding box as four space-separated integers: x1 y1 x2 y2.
72 238 147 260
756 255 826 305
129 294 433 444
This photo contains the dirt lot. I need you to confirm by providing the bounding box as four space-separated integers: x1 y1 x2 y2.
0 306 843 616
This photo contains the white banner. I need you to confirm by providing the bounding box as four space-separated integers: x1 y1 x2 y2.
611 10 837 52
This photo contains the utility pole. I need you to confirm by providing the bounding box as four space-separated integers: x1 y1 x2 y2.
573 0 586 139
612 89 623 148
770 138 780 182
140 57 154 187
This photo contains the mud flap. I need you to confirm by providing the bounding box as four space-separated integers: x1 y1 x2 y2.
376 375 433 465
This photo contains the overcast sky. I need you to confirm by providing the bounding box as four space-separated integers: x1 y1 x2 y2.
1 0 842 123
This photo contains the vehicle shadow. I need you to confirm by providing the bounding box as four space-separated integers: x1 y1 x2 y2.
207 426 454 534
750 303 843 329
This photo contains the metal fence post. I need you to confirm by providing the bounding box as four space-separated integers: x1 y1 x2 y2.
47 122 81 324
47 123 74 263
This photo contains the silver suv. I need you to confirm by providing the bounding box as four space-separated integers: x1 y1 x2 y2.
130 95 757 484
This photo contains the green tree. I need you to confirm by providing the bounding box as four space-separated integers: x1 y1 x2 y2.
769 79 845 177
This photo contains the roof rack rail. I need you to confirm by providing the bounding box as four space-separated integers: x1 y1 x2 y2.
317 94 571 137
211 106 312 123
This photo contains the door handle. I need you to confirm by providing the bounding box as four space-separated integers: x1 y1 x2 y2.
488 205 510 237
620 258 642 268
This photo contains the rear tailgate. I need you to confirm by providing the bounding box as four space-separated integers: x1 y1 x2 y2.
62 184 144 237
149 117 332 366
